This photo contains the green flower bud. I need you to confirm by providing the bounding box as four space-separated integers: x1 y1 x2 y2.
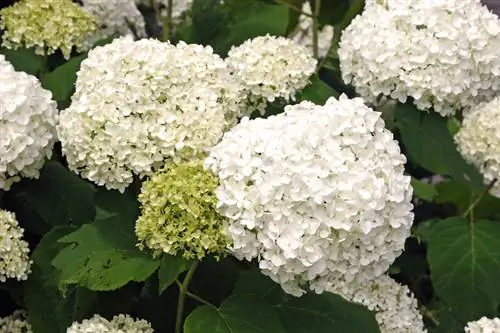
0 0 98 59
135 161 229 260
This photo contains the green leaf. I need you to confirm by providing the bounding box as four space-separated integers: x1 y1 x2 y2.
426 302 462 333
91 36 116 48
15 161 95 227
232 270 287 305
0 47 45 76
394 103 483 191
24 227 97 333
94 185 139 221
213 3 290 56
278 293 381 333
447 117 461 136
427 218 500 322
435 180 500 219
411 177 438 202
415 219 440 243
51 212 160 292
297 75 338 104
158 255 192 294
191 0 227 45
41 54 86 107
232 270 381 333
184 295 286 333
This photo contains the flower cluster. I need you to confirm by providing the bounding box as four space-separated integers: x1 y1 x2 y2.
465 317 500 333
0 311 32 333
57 36 244 192
136 161 229 260
324 275 426 333
80 0 147 49
454 97 500 197
225 34 317 116
135 0 193 23
0 55 58 191
0 0 98 59
338 0 500 116
206 95 414 296
0 209 32 282
67 314 153 333
289 2 334 58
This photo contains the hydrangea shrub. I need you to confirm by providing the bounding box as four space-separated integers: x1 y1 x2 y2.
1 1 500 333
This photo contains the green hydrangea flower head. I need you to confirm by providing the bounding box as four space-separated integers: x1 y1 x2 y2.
136 161 229 260
0 0 98 59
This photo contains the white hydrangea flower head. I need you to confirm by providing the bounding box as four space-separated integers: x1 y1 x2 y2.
206 95 414 296
0 310 32 333
225 34 317 116
0 55 58 191
455 96 500 197
58 36 244 192
80 0 147 49
67 314 153 333
465 317 500 333
0 209 32 282
289 2 334 58
135 0 192 23
322 275 426 333
338 0 500 116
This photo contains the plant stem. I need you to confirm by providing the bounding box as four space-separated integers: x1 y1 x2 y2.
185 291 217 308
175 261 198 333
312 0 321 59
175 278 217 308
461 180 497 219
274 0 313 17
162 0 173 41
421 306 440 327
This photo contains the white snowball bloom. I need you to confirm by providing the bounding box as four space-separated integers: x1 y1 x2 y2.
0 209 31 282
338 0 500 116
67 314 153 333
289 2 334 58
225 34 317 116
58 36 244 192
206 95 414 296
135 0 192 23
0 55 58 191
0 311 32 333
80 0 147 49
455 96 500 197
322 275 426 333
465 317 500 333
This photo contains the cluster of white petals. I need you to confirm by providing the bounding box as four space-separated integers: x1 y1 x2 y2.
0 209 31 282
80 0 147 48
455 97 500 197
67 314 153 333
338 0 500 116
0 55 58 191
289 2 334 58
225 34 317 116
465 317 500 333
135 0 192 23
323 275 426 333
0 311 32 333
58 36 244 192
206 95 414 296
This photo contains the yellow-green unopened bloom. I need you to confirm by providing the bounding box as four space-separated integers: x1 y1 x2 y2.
136 161 229 260
0 0 98 59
